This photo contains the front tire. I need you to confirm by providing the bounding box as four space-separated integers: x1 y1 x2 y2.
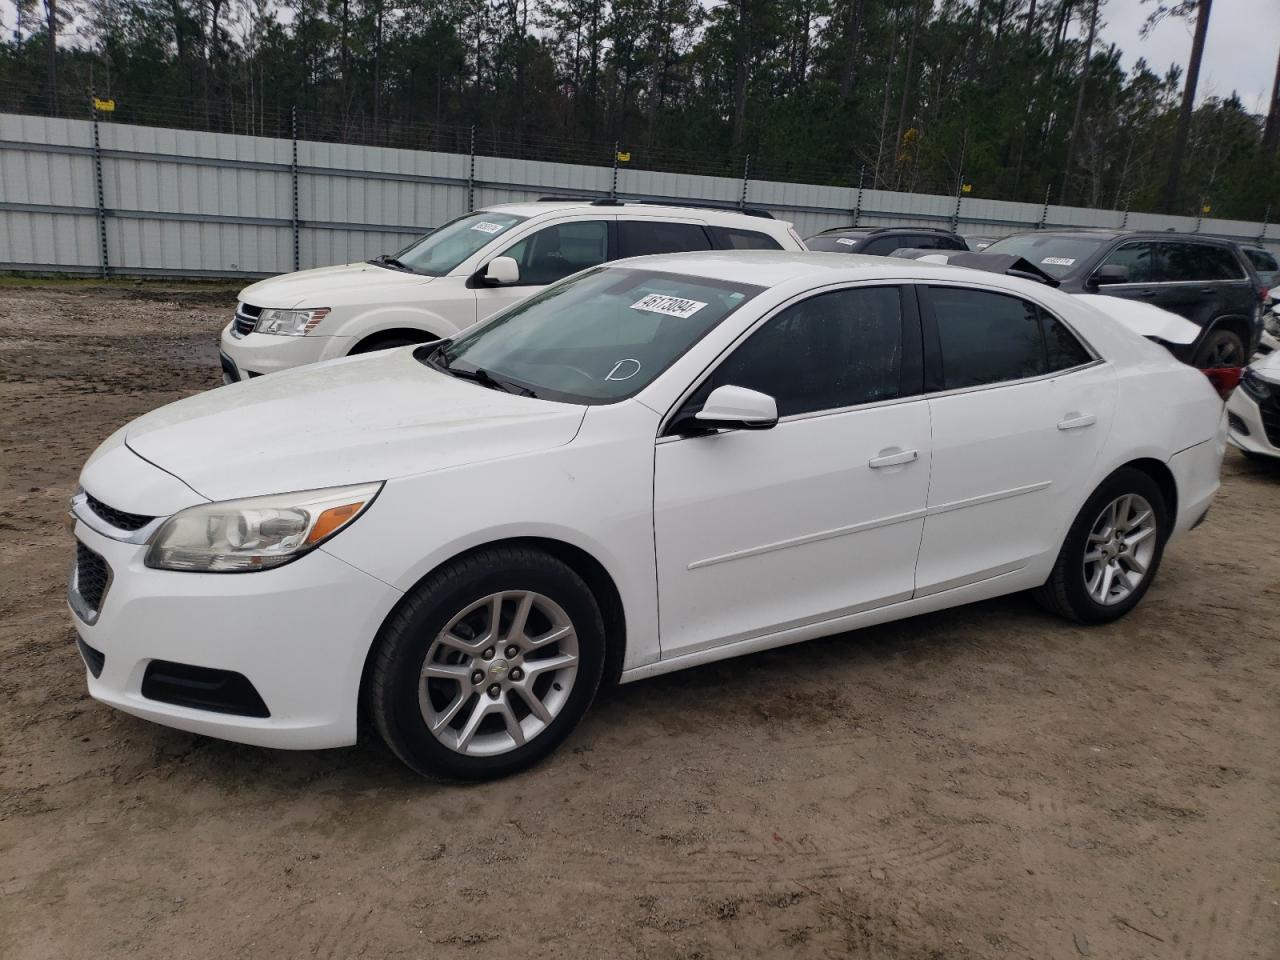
1034 468 1169 624
368 547 605 780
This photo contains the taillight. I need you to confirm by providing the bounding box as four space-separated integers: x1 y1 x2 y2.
1202 366 1242 400
1260 286 1270 303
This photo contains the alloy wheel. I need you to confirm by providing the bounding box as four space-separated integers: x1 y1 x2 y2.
418 591 579 757
1082 493 1158 606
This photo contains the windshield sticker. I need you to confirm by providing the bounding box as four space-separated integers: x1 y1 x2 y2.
471 221 506 234
836 237 857 246
606 358 642 381
1042 256 1076 266
630 294 708 319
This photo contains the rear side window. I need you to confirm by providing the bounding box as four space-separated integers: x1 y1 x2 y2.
688 286 906 418
927 287 1046 389
619 221 713 258
1042 313 1093 371
1160 242 1244 282
709 226 784 250
1245 248 1278 273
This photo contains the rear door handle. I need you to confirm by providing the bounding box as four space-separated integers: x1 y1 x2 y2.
869 447 919 468
1057 414 1096 431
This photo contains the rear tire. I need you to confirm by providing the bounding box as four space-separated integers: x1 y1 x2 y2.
1034 468 1169 624
368 547 606 781
1192 329 1246 369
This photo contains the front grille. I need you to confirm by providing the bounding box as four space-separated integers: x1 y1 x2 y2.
74 541 110 615
231 302 262 338
1260 393 1280 446
142 661 270 717
85 491 154 532
76 635 105 678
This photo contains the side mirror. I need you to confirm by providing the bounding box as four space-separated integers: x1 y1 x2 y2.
675 385 778 434
1091 263 1130 286
483 256 520 286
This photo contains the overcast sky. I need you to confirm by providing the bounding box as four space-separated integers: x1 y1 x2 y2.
1 0 1277 114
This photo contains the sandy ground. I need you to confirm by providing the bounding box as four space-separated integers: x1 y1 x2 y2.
1 281 1278 960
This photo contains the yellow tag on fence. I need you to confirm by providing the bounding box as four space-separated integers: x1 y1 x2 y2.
93 98 116 112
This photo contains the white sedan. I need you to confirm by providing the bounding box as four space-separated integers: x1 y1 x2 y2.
69 252 1228 780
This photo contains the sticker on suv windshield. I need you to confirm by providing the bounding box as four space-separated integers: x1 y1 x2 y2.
471 221 506 234
630 294 708 319
1042 257 1076 266
836 237 857 246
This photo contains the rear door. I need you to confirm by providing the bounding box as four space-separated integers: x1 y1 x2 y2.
617 218 714 258
914 285 1116 595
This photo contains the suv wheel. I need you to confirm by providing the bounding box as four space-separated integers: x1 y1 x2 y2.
1192 329 1246 368
1034 468 1169 624
368 546 606 780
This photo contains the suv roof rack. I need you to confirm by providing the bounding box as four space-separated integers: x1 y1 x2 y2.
817 225 954 236
533 195 774 220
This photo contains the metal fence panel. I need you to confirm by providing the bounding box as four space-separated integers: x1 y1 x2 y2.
1 112 1276 280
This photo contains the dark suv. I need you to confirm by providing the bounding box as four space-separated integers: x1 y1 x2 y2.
982 230 1265 367
806 226 968 257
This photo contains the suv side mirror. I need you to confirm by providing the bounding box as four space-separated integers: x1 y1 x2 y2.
673 385 779 434
483 256 520 286
1091 263 1130 286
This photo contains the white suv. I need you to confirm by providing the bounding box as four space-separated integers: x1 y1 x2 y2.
219 199 805 381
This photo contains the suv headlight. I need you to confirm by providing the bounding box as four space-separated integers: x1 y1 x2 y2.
146 482 382 572
256 307 331 336
1241 370 1272 402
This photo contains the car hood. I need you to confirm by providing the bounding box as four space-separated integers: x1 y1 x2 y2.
123 349 587 502
1249 350 1280 382
238 261 435 309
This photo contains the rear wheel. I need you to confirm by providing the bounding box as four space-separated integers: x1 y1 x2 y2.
1192 328 1245 369
368 547 605 780
1034 468 1169 624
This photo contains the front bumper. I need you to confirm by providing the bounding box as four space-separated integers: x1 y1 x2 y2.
219 322 353 380
69 516 403 750
1226 384 1280 459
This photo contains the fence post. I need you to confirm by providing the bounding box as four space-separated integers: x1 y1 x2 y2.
852 165 865 227
1037 184 1051 230
91 100 109 280
1194 197 1206 234
951 174 964 233
1120 194 1131 230
467 125 476 211
611 142 620 199
1259 205 1271 243
739 154 751 210
290 106 300 272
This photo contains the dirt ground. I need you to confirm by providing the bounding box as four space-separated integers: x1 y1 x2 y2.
1 281 1277 960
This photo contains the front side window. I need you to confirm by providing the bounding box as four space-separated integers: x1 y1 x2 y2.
435 267 763 403
498 220 609 285
683 286 906 419
927 287 1045 389
618 221 713 258
392 212 527 276
1100 241 1159 284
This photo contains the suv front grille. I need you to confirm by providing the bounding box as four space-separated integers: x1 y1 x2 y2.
232 302 262 338
85 491 154 532
1259 392 1280 446
72 541 110 618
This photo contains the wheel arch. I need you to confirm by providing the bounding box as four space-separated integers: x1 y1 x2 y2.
1197 314 1254 356
358 535 629 721
350 327 444 354
1114 456 1178 527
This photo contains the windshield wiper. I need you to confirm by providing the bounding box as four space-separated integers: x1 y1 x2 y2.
368 254 414 272
430 351 537 398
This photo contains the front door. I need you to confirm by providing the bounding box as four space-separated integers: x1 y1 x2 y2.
653 284 931 659
474 218 613 324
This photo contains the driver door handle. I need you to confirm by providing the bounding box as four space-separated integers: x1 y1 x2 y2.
1057 414 1096 431
869 448 918 468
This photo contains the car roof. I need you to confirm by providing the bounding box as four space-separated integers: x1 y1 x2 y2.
1001 228 1238 245
484 200 786 228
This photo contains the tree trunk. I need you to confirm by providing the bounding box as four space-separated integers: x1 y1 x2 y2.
44 0 58 112
1060 0 1099 204
873 6 902 186
1262 46 1280 157
1161 0 1213 213
838 0 867 101
731 0 751 149
1024 0 1038 38
892 0 921 185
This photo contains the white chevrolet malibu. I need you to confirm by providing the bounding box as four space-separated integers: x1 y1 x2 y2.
70 252 1227 780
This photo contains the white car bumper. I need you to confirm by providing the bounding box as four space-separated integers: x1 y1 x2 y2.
219 322 353 381
1226 384 1280 459
69 518 402 749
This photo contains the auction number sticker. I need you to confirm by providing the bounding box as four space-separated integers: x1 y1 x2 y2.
630 294 708 319
471 221 506 234
836 237 857 246
1042 256 1076 266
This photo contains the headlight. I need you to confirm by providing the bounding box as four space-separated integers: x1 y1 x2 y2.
1242 370 1272 401
146 482 382 572
255 307 331 336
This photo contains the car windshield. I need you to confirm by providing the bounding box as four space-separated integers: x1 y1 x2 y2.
387 212 527 276
806 235 866 252
982 234 1108 278
431 267 765 403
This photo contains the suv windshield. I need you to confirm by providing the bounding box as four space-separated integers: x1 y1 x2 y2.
431 267 765 403
806 234 867 252
982 234 1108 278
387 212 527 276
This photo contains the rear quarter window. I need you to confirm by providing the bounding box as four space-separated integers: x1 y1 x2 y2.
709 226 784 250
